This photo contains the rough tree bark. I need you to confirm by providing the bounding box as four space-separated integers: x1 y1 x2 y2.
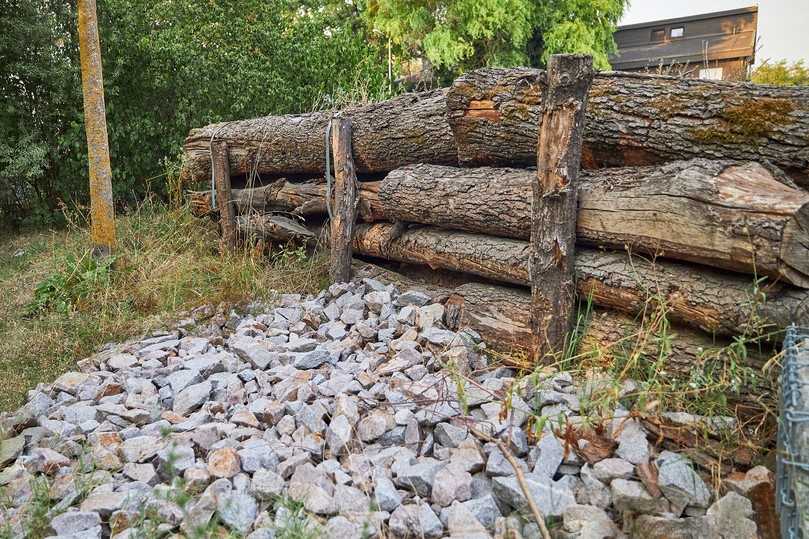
328 118 359 283
189 180 384 221
529 54 593 362
447 68 809 184
212 140 237 252
378 160 809 288
350 223 809 336
181 90 457 182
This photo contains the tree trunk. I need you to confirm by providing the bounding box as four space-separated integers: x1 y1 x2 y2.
181 90 458 183
530 54 594 362
212 140 237 252
447 68 809 185
379 160 809 288
350 222 809 337
328 118 359 283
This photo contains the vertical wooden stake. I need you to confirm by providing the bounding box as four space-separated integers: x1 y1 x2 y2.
530 54 594 364
212 140 237 252
329 117 360 283
77 0 115 256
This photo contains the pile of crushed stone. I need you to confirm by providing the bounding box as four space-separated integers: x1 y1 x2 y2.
0 278 766 538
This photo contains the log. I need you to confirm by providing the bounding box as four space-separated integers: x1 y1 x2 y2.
530 54 594 362
379 160 809 288
238 214 317 245
328 118 359 283
212 140 236 251
181 90 458 183
188 180 384 221
448 68 809 184
351 222 809 336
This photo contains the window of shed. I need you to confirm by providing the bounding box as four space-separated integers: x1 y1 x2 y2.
651 28 665 41
670 26 685 38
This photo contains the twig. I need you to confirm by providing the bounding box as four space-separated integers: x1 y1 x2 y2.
470 427 551 539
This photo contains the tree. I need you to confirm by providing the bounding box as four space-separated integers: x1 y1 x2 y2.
362 0 627 80
752 59 809 87
1 0 390 227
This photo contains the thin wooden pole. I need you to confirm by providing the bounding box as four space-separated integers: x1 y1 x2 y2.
329 117 360 283
529 54 594 364
212 140 237 252
77 0 115 256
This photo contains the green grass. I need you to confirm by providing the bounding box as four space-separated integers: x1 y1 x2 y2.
0 200 327 411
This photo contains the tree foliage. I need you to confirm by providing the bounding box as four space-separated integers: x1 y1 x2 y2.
751 59 809 87
1 0 389 226
363 0 627 79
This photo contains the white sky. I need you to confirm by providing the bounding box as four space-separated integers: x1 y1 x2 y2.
620 0 809 65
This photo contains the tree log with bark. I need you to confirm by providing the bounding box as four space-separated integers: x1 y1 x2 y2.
189 180 384 221
350 222 809 337
181 90 458 183
448 68 809 184
379 160 809 288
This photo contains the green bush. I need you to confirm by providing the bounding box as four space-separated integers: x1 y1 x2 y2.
0 0 390 227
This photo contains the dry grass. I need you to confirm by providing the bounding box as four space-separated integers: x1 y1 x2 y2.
0 200 327 411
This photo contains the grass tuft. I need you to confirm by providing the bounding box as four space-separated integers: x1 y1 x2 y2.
0 199 327 411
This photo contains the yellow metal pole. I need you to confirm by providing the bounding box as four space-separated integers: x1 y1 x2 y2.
77 0 115 256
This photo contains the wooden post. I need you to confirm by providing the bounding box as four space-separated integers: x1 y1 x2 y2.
329 117 360 283
77 0 115 256
529 54 594 363
212 140 237 252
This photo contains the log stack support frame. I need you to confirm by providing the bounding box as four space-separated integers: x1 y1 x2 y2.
530 54 594 363
327 117 360 283
211 140 237 252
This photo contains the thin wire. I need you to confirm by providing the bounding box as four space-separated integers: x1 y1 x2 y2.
208 123 229 208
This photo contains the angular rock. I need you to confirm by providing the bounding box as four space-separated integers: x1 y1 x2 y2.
389 503 444 539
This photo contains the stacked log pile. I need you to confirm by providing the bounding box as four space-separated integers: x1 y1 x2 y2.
183 67 809 378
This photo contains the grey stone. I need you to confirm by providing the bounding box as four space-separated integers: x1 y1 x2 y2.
656 451 711 515
446 501 490 538
389 503 444 539
217 492 258 534
293 349 330 369
120 435 160 463
578 464 611 509
533 430 564 479
492 474 576 517
122 463 157 484
592 458 634 483
0 434 25 467
173 381 212 416
80 490 126 516
611 479 669 514
357 411 390 442
615 420 650 465
461 494 501 531
325 516 361 539
432 465 473 506
252 469 285 500
326 414 352 455
395 458 444 497
706 492 757 539
394 290 431 307
50 511 102 535
165 369 202 394
560 504 620 539
373 475 402 512
434 423 468 448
